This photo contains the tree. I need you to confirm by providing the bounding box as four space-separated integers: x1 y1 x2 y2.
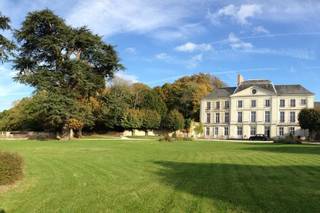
163 110 185 133
13 9 123 136
121 109 143 136
298 109 320 140
0 12 15 62
194 122 204 138
141 109 161 135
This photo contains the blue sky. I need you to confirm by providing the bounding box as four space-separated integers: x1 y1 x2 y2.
1 0 320 111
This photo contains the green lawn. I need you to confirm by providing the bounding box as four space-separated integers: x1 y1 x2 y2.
0 140 319 213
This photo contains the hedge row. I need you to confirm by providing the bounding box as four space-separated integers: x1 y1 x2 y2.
0 152 23 185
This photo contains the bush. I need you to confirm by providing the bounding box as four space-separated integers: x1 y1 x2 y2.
159 135 194 142
0 152 23 185
274 135 302 144
159 134 173 142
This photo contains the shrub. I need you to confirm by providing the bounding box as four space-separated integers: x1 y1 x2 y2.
274 135 302 144
159 134 173 142
0 152 23 185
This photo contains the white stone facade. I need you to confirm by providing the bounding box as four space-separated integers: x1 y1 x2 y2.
200 75 315 139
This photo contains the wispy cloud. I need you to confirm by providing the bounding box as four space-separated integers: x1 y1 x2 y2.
228 33 253 50
114 70 139 83
124 47 137 55
253 26 269 34
175 42 212 53
208 4 262 25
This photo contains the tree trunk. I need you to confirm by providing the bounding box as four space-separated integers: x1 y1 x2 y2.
145 130 148 136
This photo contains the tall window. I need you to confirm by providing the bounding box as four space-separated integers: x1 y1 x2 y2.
216 113 220 124
250 126 257 136
206 101 211 110
290 99 296 107
289 127 295 136
264 126 270 137
206 113 211 123
225 101 230 109
279 127 284 136
251 111 256 122
224 127 229 136
301 99 307 106
225 112 230 123
290 112 296 123
215 127 219 135
265 111 271 123
251 100 256 108
280 112 285 123
265 99 271 107
280 99 285 107
237 126 243 136
216 101 220 109
238 112 243 123
238 100 243 108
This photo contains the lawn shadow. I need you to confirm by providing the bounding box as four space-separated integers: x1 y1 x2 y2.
154 161 320 213
244 144 320 155
0 209 5 213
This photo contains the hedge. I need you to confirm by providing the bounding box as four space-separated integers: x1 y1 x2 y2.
0 152 23 185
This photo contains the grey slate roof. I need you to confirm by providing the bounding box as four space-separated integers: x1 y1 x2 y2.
234 80 276 94
274 85 314 95
203 81 314 100
203 87 236 99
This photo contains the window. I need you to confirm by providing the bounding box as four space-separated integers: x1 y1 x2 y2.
225 112 230 123
206 113 211 123
289 127 295 136
225 101 230 109
216 113 220 124
206 127 210 136
238 100 243 108
238 112 243 123
206 102 211 110
265 99 271 107
290 99 296 107
280 112 285 123
279 127 284 136
280 99 285 107
264 126 270 137
215 127 219 135
301 99 307 106
251 100 256 108
216 101 220 109
224 127 229 136
265 111 271 123
251 111 256 122
237 126 243 136
250 126 257 136
290 112 296 123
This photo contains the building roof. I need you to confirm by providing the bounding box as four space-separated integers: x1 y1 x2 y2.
234 80 276 94
203 87 236 99
274 85 314 95
203 81 314 100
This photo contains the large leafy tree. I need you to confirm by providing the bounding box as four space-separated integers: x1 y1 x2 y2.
298 109 320 140
163 110 185 133
12 10 122 136
0 12 15 62
14 10 122 97
140 109 161 135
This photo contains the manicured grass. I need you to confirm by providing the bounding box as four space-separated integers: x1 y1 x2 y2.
0 140 319 213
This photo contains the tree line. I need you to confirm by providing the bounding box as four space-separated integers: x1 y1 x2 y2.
0 10 224 137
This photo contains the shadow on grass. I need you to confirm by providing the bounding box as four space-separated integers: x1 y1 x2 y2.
154 161 320 213
0 209 5 213
244 145 320 155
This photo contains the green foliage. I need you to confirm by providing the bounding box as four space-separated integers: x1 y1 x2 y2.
121 109 143 131
141 109 161 131
0 12 15 62
0 152 23 185
14 9 123 97
298 109 320 133
163 110 185 132
194 122 204 136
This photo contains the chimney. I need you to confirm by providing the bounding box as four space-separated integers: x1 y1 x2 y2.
237 74 244 86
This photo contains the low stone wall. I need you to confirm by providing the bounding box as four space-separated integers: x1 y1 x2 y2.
0 131 56 140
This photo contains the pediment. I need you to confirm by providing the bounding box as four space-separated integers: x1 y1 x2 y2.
231 86 275 97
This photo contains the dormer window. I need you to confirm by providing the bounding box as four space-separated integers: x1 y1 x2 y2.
252 89 257 95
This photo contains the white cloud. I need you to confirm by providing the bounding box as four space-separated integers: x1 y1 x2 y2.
187 54 203 68
66 0 193 37
253 26 269 34
155 53 171 61
208 4 262 25
228 33 253 50
175 42 212 53
114 70 139 83
124 47 137 55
